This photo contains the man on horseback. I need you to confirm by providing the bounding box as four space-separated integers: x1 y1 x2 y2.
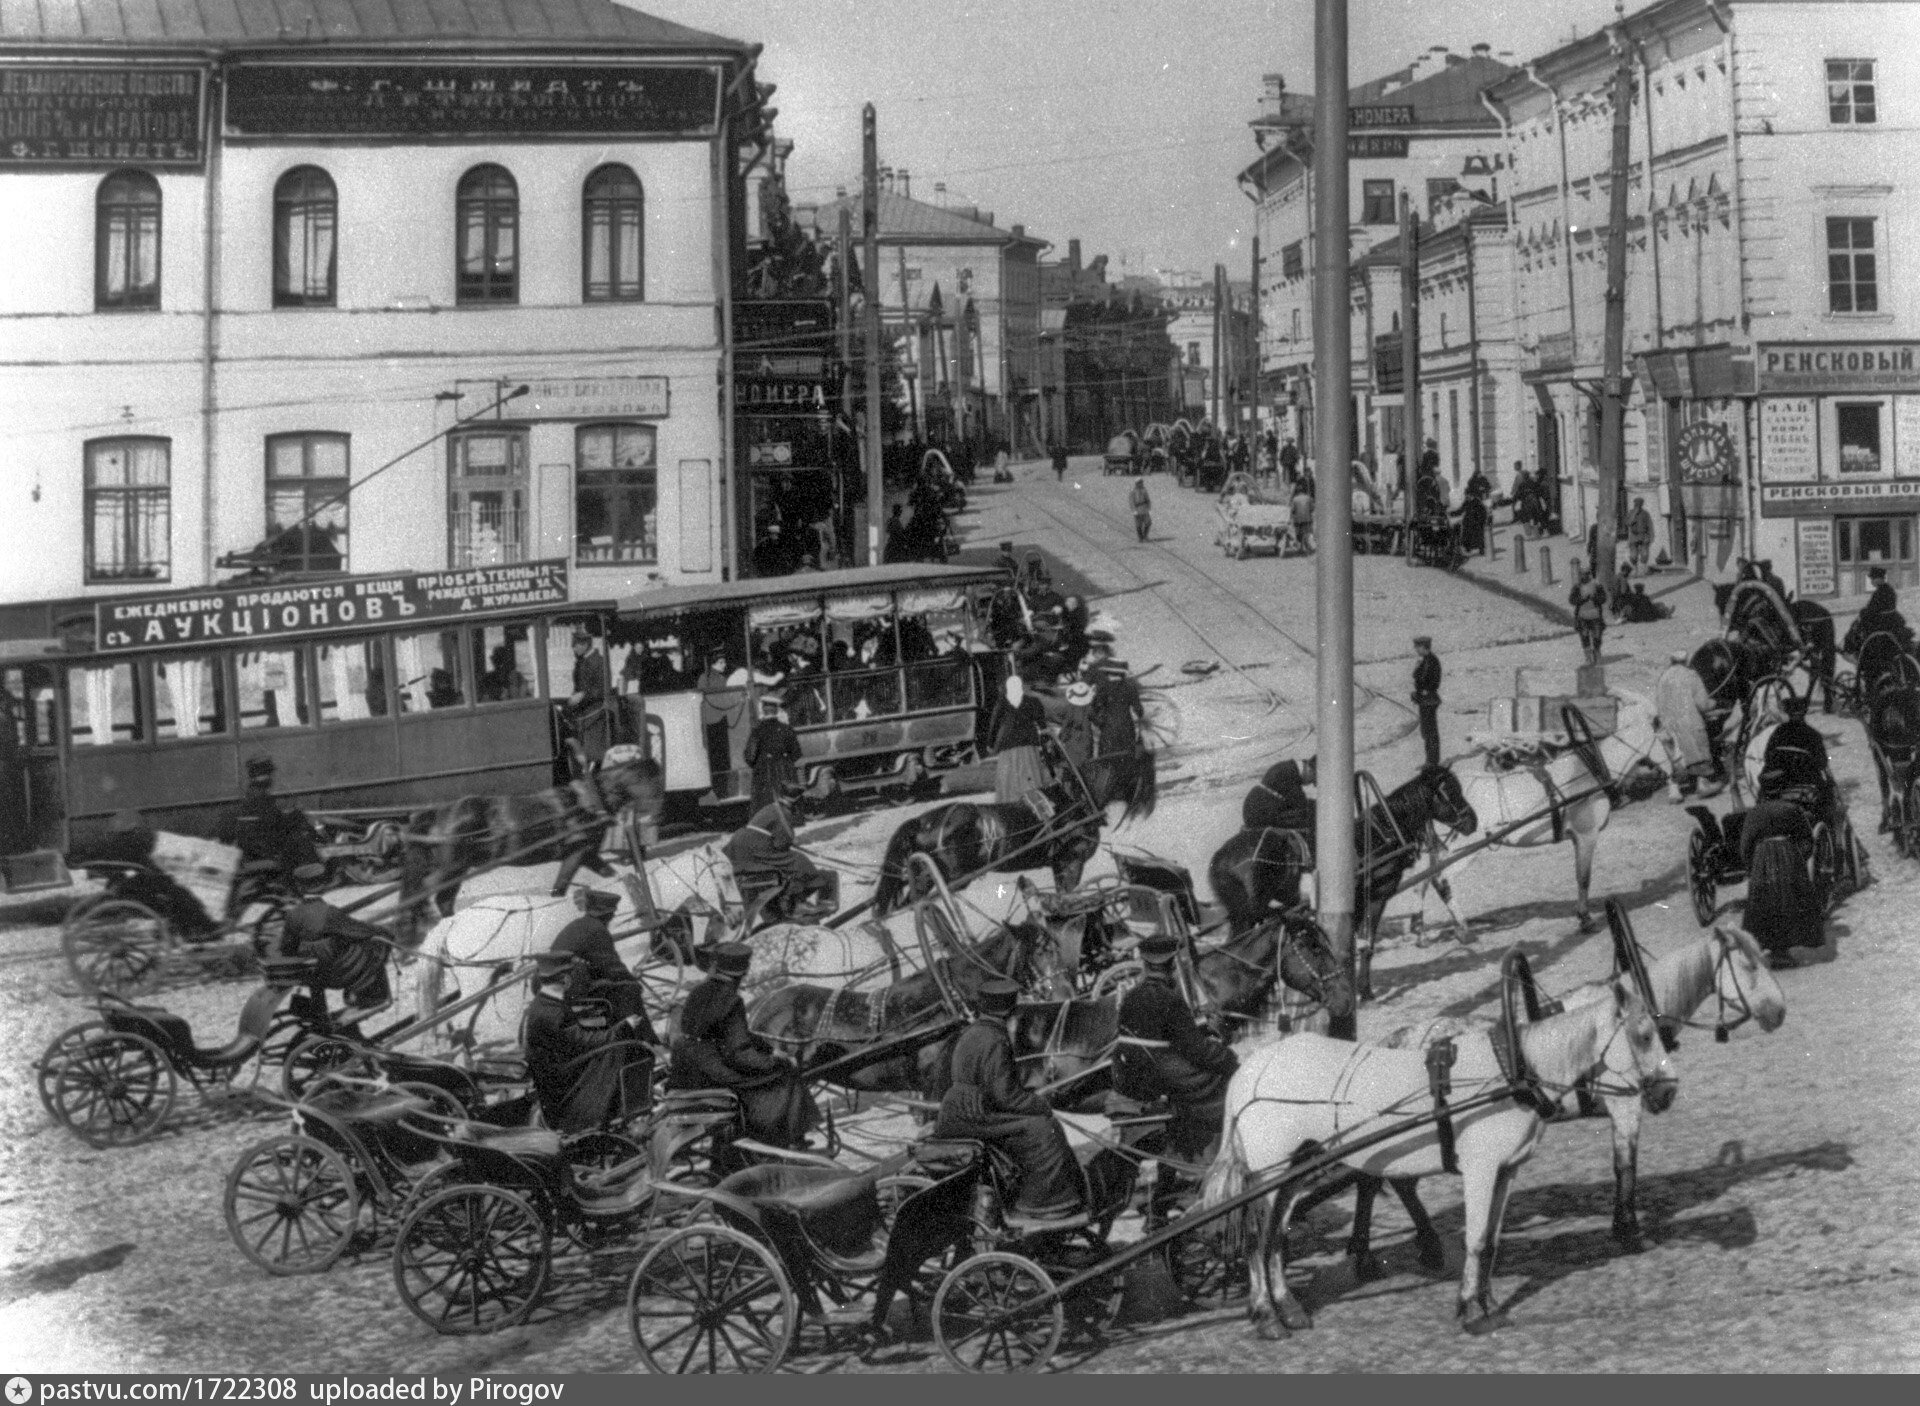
1115 934 1239 1161
722 794 837 919
523 944 660 1134
935 977 1083 1226
670 942 820 1147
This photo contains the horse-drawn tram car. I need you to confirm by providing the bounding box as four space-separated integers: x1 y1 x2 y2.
605 563 1015 804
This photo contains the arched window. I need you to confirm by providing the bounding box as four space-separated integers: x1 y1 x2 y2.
456 165 518 304
96 170 161 310
583 164 644 302
274 166 337 307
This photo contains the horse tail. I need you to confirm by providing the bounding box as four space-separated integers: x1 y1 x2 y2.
871 818 922 916
1200 1113 1252 1262
1124 741 1158 822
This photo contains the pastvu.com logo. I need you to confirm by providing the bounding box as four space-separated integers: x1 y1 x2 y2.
7 1377 33 1405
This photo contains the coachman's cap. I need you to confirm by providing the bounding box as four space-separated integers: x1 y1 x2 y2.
245 755 276 780
1870 566 1888 581
1670 650 1690 664
1413 635 1433 648
709 942 754 978
976 978 1021 1015
576 888 621 918
1139 933 1182 966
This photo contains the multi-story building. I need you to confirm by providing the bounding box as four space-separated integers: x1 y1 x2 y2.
1239 45 1515 462
1489 0 1920 594
1160 273 1258 432
0 0 764 632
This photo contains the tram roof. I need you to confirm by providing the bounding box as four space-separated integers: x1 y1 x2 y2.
614 563 1006 620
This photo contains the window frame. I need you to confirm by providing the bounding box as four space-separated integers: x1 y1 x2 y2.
83 436 172 584
1826 215 1880 315
95 169 161 311
1280 240 1304 280
574 422 660 566
456 164 519 305
582 163 645 303
265 431 350 574
447 427 530 567
273 165 338 308
1360 179 1397 226
1825 58 1877 125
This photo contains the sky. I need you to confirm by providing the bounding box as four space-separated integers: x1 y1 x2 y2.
640 0 1632 278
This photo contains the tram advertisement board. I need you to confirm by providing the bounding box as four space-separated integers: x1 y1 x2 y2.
95 560 569 654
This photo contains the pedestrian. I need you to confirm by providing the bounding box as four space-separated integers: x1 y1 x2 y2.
1289 481 1314 554
1627 497 1655 569
988 673 1049 802
1279 436 1300 486
1656 650 1721 801
1129 476 1152 542
1411 636 1442 768
1051 443 1067 482
1570 562 1608 665
1418 437 1441 480
743 695 802 812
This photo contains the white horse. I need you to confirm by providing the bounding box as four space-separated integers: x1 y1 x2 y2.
1375 924 1784 1252
1204 977 1676 1335
1449 693 1662 932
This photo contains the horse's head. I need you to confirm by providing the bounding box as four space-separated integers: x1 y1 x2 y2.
1417 764 1479 838
1711 926 1787 1036
1277 914 1355 1023
599 750 665 816
1607 978 1679 1115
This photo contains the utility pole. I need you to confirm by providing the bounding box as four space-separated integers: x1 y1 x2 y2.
1399 190 1422 558
861 104 885 568
1597 5 1635 601
1212 264 1226 431
1312 0 1357 1041
1250 235 1262 442
836 206 854 557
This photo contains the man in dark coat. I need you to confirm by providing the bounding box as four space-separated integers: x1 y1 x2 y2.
565 630 611 765
523 947 657 1134
224 755 324 883
743 697 803 813
1243 756 1317 840
1115 934 1239 1159
934 978 1083 1223
669 942 819 1147
1279 436 1300 486
723 796 835 913
1760 695 1839 822
1085 637 1143 757
550 888 659 1031
1051 444 1070 481
1412 636 1443 768
282 898 393 1016
1845 565 1910 656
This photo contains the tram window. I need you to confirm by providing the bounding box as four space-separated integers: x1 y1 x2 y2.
750 620 820 684
831 668 900 722
236 649 311 731
472 625 535 704
905 657 972 713
67 662 145 746
397 630 466 713
7 665 59 748
825 616 896 672
316 639 390 722
154 655 228 739
785 676 828 728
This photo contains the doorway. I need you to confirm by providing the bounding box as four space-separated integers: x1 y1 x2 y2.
1835 515 1918 595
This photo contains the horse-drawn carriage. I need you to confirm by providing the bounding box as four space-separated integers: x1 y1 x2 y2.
1214 476 1295 560
1407 513 1465 570
1684 790 1862 930
1102 433 1139 476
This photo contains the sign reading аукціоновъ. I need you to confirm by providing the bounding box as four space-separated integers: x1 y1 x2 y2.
223 64 721 138
94 561 569 654
0 65 204 167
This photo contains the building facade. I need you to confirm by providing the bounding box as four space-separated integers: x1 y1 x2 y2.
0 0 764 628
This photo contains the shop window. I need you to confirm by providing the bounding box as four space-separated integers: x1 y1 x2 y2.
273 166 337 307
471 625 537 704
154 656 227 739
1827 217 1878 313
96 170 160 310
316 639 390 722
456 164 518 304
1827 59 1876 124
575 424 658 564
448 429 528 567
66 662 143 747
266 432 349 573
84 437 171 583
1361 180 1396 225
396 630 465 713
236 649 311 730
583 164 644 302
1836 402 1884 473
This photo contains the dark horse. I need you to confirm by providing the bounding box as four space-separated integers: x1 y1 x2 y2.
1866 683 1920 838
1207 764 1478 999
871 742 1158 915
396 755 664 943
744 916 1066 1095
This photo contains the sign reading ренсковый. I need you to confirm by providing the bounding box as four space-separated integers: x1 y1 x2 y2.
96 561 570 654
223 64 720 138
0 65 205 167
1758 343 1920 394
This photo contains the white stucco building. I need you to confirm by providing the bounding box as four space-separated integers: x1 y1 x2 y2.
0 0 766 631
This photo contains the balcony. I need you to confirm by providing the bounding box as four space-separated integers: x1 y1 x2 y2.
448 506 528 568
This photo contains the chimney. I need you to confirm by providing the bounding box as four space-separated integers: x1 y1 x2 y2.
879 165 894 192
1261 72 1287 121
1012 223 1024 238
1471 42 1491 58
898 168 910 198
1068 238 1082 274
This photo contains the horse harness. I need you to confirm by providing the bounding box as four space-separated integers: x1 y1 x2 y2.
1423 952 1560 1174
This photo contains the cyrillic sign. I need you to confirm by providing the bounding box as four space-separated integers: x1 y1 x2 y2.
1348 133 1410 158
96 560 569 653
1759 480 1920 518
0 65 205 167
1351 105 1415 128
1757 343 1920 393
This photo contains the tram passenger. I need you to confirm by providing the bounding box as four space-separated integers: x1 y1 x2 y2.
523 946 659 1135
669 942 820 1148
934 978 1083 1225
1115 934 1239 1160
223 755 325 885
477 645 530 702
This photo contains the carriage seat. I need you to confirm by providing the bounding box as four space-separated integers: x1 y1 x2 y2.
715 1162 891 1269
655 1088 741 1120
911 1137 987 1179
104 1003 192 1061
446 1122 564 1159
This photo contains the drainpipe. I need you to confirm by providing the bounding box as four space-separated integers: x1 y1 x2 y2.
198 69 223 587
1481 89 1526 486
1464 221 1483 483
1526 62 1581 530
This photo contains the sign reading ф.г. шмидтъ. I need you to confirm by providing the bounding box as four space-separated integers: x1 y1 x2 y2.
94 560 570 653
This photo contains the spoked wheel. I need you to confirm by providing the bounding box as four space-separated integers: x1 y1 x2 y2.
628 1224 796 1375
1688 829 1717 927
393 1185 552 1336
36 1020 106 1119
562 1131 649 1249
1163 1211 1237 1304
281 1032 369 1101
634 950 688 1035
62 900 168 999
223 1134 361 1275
1811 823 1839 911
48 1032 177 1148
933 1252 1064 1375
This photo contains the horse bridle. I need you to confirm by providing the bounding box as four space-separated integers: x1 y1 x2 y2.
1666 931 1760 1045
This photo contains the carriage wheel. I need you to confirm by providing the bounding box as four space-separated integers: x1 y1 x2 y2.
1900 775 1920 860
36 1020 106 1119
281 1032 369 1102
1688 829 1717 928
393 1185 551 1336
933 1252 1064 1375
628 1224 796 1374
634 948 688 1035
224 1134 361 1275
62 899 169 999
1164 1215 1237 1305
47 1032 177 1148
1090 960 1143 1001
562 1131 650 1249
1810 823 1839 912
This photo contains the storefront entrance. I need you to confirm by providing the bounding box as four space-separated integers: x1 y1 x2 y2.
1835 515 1919 595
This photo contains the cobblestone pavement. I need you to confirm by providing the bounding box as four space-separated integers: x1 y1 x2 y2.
4 459 1917 1372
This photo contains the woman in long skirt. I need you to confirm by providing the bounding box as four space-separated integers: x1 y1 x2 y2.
989 673 1049 802
1739 795 1823 963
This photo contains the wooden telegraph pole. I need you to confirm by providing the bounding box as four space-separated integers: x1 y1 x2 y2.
1313 0 1357 1040
861 105 885 568
1597 5 1636 599
836 206 854 556
1400 190 1422 558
